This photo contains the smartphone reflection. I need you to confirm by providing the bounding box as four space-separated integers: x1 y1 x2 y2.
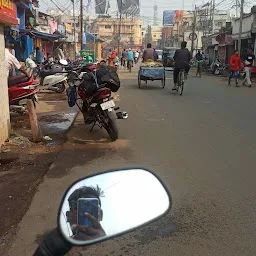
66 186 106 241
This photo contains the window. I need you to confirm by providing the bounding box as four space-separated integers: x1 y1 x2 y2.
154 35 156 37
105 25 111 29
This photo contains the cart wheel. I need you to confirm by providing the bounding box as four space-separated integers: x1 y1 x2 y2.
162 75 166 88
138 72 141 88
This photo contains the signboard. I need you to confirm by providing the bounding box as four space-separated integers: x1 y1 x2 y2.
189 32 197 41
0 0 17 25
65 22 72 34
57 24 66 35
79 50 95 63
175 10 183 22
117 0 140 17
163 10 175 26
95 0 109 14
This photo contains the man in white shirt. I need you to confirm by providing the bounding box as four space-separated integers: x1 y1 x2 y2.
5 44 28 77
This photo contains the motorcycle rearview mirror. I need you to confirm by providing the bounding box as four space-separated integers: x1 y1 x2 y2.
58 168 171 246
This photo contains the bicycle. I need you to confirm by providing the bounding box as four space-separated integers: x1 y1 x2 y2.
127 60 132 73
195 60 203 78
177 69 185 95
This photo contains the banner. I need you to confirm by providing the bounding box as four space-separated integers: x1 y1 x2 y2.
0 0 17 25
65 23 72 34
175 10 183 23
163 10 175 26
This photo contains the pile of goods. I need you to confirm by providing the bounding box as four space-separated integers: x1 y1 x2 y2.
141 59 163 67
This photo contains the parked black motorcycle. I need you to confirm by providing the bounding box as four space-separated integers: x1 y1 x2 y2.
67 66 128 141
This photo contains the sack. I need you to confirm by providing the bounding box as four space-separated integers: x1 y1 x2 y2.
96 66 120 92
81 72 98 95
66 86 77 107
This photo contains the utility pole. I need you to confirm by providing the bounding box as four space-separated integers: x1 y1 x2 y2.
238 0 244 52
211 0 215 34
236 0 239 17
80 0 83 50
72 0 77 57
153 4 158 26
191 5 196 53
117 0 123 56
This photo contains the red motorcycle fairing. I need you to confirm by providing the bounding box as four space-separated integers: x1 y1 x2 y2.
8 75 39 104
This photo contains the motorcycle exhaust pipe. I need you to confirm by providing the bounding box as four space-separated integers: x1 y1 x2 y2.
116 111 128 119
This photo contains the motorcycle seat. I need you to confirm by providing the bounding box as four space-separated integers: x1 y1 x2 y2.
8 74 30 87
39 69 59 76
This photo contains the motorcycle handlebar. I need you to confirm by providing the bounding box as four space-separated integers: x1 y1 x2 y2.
33 228 72 256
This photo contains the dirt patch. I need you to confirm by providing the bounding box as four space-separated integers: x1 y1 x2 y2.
38 114 70 123
0 143 60 253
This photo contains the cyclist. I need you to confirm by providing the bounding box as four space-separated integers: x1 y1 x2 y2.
195 50 203 77
127 48 134 71
172 41 192 90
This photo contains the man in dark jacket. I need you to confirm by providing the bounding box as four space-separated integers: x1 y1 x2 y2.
172 41 192 90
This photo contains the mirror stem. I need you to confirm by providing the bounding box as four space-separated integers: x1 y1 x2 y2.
33 228 73 256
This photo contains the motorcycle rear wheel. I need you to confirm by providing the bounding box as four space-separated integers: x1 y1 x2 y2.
106 118 118 141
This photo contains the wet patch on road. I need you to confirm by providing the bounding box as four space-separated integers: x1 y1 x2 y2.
133 213 178 245
38 111 78 146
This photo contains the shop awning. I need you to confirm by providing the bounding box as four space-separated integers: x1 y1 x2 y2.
20 29 65 40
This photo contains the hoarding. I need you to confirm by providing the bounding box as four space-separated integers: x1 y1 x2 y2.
95 0 109 14
163 10 175 26
117 0 140 17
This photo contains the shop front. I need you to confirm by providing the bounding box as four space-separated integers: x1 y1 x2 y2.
216 34 235 64
0 0 18 145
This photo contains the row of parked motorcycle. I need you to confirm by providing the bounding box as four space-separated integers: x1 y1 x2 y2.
8 58 128 141
196 58 256 78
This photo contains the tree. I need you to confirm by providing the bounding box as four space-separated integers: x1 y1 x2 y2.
145 25 152 46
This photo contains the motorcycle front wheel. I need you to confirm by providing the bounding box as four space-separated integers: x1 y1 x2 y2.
55 82 66 93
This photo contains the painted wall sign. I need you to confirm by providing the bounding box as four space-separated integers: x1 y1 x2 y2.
0 0 17 25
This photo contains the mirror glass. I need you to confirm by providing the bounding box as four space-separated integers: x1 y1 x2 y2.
58 169 171 245
60 59 68 65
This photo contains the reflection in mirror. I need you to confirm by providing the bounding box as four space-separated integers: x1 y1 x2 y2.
59 169 171 245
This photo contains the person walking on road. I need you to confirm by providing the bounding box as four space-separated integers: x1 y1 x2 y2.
228 50 242 87
243 48 255 87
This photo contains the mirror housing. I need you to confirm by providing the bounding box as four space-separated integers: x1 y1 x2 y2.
57 168 171 246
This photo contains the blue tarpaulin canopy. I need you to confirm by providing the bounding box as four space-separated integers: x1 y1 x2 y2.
20 29 65 40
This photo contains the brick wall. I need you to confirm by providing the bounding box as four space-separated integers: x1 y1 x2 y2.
0 25 10 147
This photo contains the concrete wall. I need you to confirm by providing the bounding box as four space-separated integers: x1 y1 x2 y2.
232 14 254 35
0 26 10 146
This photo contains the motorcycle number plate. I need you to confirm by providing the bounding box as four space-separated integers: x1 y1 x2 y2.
100 100 115 110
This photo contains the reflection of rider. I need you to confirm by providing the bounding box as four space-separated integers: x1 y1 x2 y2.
66 186 106 240
172 41 192 90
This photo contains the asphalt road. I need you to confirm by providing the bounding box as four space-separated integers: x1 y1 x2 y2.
7 69 256 256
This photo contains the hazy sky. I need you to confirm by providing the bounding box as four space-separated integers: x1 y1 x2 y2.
40 0 253 26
